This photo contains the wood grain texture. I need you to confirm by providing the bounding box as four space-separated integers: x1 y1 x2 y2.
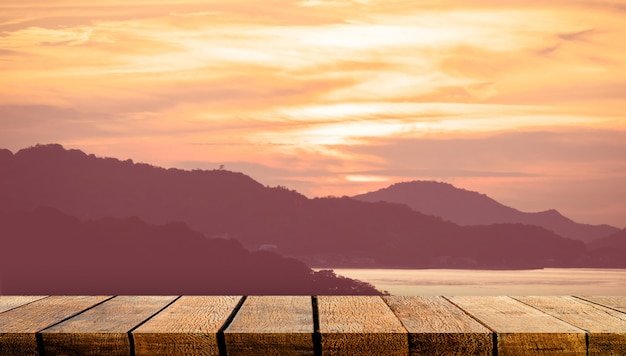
448 296 586 356
224 296 314 356
0 296 47 313
133 296 241 356
579 296 626 313
317 296 408 356
41 295 176 356
0 296 110 356
384 296 492 356
515 296 626 355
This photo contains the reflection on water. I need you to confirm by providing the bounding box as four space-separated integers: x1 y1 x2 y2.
329 268 626 295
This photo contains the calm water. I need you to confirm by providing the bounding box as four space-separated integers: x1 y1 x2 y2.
330 268 626 295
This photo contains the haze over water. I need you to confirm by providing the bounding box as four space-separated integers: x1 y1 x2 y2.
331 268 626 295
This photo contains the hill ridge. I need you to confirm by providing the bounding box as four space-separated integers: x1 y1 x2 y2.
353 180 618 243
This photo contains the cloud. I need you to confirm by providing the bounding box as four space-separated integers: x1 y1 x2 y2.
465 82 499 100
0 26 97 47
0 48 19 57
535 43 561 57
343 129 626 173
169 11 221 17
558 28 597 42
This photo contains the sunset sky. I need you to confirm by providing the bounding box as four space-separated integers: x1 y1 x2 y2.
1 0 625 227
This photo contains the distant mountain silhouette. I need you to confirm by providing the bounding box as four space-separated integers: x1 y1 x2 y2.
588 228 626 250
0 144 620 269
353 181 618 243
0 207 382 295
582 228 626 268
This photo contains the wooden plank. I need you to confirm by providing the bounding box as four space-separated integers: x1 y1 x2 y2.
0 296 110 356
41 295 177 356
133 296 241 356
579 296 626 313
448 296 586 356
224 296 314 355
0 296 47 313
317 296 408 356
384 296 492 356
515 296 626 355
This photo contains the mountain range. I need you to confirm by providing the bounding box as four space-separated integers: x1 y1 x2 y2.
1 144 624 276
353 181 619 243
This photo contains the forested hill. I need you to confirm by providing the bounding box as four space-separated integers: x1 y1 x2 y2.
0 207 381 295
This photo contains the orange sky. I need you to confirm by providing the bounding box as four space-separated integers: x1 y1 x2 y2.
1 0 625 227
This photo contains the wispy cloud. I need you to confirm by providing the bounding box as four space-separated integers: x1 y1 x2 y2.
169 11 221 17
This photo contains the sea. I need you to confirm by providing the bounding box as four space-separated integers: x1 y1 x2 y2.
329 268 626 295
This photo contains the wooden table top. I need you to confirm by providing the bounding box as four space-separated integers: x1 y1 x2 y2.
1 295 625 355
